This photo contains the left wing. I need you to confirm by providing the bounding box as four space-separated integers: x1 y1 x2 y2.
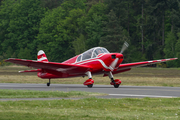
5 58 92 76
114 58 178 73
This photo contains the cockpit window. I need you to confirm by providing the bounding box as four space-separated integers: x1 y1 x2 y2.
82 49 94 61
102 48 109 53
92 48 109 58
76 47 109 62
76 55 82 62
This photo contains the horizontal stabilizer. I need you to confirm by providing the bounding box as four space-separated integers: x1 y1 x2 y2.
5 58 92 76
19 69 42 73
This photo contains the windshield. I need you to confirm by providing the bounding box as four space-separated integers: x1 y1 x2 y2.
92 47 109 58
77 47 109 62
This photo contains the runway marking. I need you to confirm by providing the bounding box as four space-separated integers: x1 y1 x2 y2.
109 94 177 98
122 88 180 92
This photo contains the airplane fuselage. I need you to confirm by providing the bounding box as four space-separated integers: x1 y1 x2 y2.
37 52 124 79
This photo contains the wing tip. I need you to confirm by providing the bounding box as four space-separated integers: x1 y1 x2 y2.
168 58 178 61
5 58 16 61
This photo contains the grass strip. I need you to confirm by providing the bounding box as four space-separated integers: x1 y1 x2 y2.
0 89 105 98
0 97 179 120
1 66 180 87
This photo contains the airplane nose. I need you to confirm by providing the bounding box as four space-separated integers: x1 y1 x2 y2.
109 53 124 71
111 54 123 59
111 55 116 59
116 53 124 59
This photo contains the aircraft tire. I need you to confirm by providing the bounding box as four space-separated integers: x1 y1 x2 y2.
114 84 119 88
87 84 93 88
47 83 50 86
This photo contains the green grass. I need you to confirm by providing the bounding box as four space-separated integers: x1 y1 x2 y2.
0 97 179 120
0 89 105 98
1 66 180 87
0 66 180 119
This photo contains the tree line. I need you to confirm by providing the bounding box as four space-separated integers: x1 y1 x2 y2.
0 0 180 67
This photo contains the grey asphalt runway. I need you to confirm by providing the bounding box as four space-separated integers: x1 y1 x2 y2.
0 83 179 100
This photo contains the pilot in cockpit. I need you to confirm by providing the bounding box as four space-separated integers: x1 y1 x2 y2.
97 49 102 54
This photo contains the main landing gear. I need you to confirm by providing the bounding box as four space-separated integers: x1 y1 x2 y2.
83 71 121 88
108 72 121 88
47 79 51 86
83 71 94 88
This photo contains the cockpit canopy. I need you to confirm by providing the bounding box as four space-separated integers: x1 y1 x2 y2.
76 47 109 62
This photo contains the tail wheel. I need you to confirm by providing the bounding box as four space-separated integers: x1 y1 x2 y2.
87 84 93 88
47 83 50 86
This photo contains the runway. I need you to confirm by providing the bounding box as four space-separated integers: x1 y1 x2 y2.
0 83 180 100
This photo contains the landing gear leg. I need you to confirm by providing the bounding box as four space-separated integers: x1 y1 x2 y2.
108 72 116 85
84 71 94 88
47 79 51 86
108 72 120 88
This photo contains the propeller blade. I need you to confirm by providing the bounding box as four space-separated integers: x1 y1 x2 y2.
109 58 119 71
109 41 129 71
120 41 129 54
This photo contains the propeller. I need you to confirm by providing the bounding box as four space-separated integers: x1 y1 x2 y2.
120 41 129 54
109 41 129 71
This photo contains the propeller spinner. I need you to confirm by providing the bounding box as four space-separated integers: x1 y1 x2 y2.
109 41 129 71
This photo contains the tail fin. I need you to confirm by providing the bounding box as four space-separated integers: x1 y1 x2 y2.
37 50 48 62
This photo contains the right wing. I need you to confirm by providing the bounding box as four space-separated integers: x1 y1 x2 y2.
119 58 178 69
112 58 178 74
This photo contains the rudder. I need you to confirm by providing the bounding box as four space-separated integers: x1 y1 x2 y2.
37 50 48 62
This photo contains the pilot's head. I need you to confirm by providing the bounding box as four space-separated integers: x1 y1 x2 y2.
98 50 101 54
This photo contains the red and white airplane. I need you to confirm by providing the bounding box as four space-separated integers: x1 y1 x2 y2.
5 42 178 88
